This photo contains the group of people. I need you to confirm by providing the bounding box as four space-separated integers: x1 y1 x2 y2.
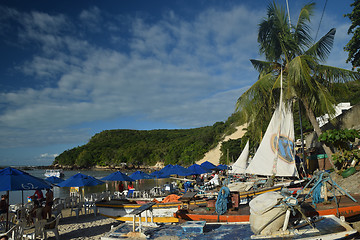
117 181 135 197
30 188 54 221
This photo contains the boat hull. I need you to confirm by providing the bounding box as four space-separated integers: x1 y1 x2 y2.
175 194 360 222
96 198 206 223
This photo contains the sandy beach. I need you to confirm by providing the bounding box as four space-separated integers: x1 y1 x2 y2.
46 208 120 240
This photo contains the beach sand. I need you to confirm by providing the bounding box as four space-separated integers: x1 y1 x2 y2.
46 208 121 240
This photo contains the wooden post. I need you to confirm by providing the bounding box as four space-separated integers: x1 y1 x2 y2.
132 215 135 232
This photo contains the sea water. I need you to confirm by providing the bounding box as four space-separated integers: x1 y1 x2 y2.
0 169 170 205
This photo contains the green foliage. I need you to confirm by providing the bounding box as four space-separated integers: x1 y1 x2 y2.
344 0 360 70
55 126 225 167
318 129 360 150
319 129 360 170
219 139 242 164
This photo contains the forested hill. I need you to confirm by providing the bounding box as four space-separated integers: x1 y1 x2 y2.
54 118 239 168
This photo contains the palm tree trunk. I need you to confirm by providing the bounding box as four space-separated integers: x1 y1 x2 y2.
302 99 339 172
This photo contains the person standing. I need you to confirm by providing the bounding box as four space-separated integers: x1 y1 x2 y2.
32 189 44 202
43 188 54 219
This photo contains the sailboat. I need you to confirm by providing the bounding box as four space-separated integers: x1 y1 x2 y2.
245 70 298 178
229 140 249 175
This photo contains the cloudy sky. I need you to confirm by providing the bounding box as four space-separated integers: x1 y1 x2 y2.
0 0 355 166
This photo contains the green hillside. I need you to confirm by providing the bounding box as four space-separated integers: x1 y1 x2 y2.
54 118 240 168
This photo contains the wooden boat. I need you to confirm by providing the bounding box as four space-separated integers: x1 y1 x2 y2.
96 192 207 223
175 193 360 223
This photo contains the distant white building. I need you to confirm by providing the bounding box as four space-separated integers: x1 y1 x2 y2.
316 102 352 127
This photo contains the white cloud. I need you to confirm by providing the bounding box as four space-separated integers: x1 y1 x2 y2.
40 153 59 158
0 2 352 151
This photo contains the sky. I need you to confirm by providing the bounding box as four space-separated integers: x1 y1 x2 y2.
0 0 355 166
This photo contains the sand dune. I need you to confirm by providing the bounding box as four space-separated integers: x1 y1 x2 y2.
197 124 247 166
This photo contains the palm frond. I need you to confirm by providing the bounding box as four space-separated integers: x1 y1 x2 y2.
250 59 276 74
316 64 360 83
305 28 336 62
293 3 314 50
258 1 291 62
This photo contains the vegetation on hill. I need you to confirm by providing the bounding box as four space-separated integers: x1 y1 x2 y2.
54 119 239 168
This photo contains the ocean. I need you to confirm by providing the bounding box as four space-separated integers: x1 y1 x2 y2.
0 168 170 205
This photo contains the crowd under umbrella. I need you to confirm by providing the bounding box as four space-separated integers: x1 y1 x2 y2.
200 161 218 171
187 164 210 175
0 167 52 230
129 171 153 180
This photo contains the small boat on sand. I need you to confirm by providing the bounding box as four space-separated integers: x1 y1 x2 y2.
175 192 360 223
96 192 207 223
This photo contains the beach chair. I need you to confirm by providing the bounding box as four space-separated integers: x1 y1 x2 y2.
70 202 83 218
23 219 46 240
3 220 25 240
51 203 64 218
44 214 61 240
84 201 98 216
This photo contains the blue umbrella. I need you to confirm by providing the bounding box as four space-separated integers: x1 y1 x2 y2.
0 167 52 191
201 161 218 171
187 164 210 175
149 170 166 178
0 167 52 231
129 171 153 180
101 171 134 182
57 173 104 187
159 165 192 177
45 176 64 184
217 164 228 170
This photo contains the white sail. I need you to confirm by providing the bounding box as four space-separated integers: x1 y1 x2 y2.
245 102 298 177
229 140 249 174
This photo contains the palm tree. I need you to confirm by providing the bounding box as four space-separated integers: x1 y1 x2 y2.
236 2 360 171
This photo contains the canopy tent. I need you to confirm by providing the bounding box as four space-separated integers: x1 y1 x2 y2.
200 161 218 171
100 171 134 182
129 171 153 180
187 164 210 175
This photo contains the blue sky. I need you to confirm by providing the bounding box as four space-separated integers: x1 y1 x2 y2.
0 0 355 166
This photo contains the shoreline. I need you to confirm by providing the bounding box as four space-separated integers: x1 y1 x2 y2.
9 165 161 172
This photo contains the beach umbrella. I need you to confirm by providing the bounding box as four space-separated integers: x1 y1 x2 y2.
149 170 166 178
217 164 228 170
187 164 210 175
57 173 104 187
129 171 153 180
201 161 218 171
159 165 192 178
0 167 52 191
0 167 52 230
100 171 134 182
45 176 64 184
